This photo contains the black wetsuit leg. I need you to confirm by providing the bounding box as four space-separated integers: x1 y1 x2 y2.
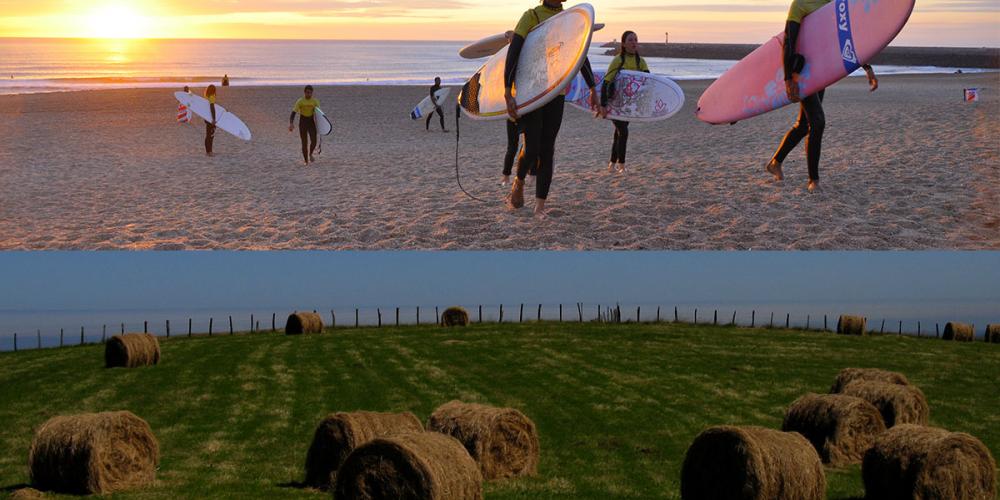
534 95 565 200
773 90 825 181
425 113 433 130
504 119 520 176
300 115 317 162
611 120 629 164
205 121 215 154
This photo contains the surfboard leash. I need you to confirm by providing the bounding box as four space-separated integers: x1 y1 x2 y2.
454 101 488 203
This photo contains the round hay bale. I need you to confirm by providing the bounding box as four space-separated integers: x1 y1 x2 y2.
9 487 45 499
681 425 826 500
334 431 483 500
28 411 159 495
987 324 1000 344
782 393 887 466
104 333 160 369
441 307 470 327
830 368 911 394
943 322 975 342
304 411 423 489
285 311 323 335
863 424 997 499
841 381 929 428
426 401 539 480
837 315 868 336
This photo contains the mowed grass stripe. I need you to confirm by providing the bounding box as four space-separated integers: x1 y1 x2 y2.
0 323 997 499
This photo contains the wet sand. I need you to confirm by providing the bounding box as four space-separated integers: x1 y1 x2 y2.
0 72 997 250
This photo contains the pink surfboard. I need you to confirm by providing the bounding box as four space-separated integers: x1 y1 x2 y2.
696 0 915 125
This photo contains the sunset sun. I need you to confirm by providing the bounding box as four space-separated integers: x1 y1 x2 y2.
85 4 152 39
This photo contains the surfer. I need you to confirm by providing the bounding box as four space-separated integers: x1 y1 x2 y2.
601 31 650 175
504 0 600 216
289 85 321 165
767 0 879 192
426 77 448 132
204 85 218 157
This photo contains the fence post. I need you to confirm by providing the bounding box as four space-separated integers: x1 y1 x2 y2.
250 314 254 333
356 309 359 328
121 323 125 334
694 309 698 325
538 304 542 322
898 321 902 335
559 304 563 322
256 321 260 332
598 305 602 323
13 333 16 352
37 330 41 349
272 313 276 332
637 306 641 323
209 318 213 336
229 316 233 335
103 324 106 340
769 312 774 328
751 311 756 328
436 307 440 325
917 321 921 337
499 304 504 323
479 305 483 324
166 320 171 338
60 329 64 347
732 310 737 326
519 304 524 323
144 321 148 333
881 320 885 334
786 314 790 329
936 323 940 338
189 319 193 337
578 303 583 323
80 326 84 345
824 315 828 331
806 315 811 330
714 310 718 326
657 307 661 323
417 307 421 325
377 309 382 328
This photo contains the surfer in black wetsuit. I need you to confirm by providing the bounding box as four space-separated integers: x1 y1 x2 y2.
504 0 600 217
426 77 448 132
767 0 878 192
204 84 217 157
289 85 321 165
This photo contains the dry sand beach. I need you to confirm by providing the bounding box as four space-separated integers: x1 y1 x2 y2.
0 73 997 250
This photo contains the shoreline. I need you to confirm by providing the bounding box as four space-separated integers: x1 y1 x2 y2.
601 42 1000 69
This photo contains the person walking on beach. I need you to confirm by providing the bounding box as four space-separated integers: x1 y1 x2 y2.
204 85 218 157
426 77 448 132
766 0 878 192
289 85 321 166
504 0 600 217
600 31 649 175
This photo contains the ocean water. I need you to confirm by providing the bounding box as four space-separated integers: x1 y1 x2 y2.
0 38 990 95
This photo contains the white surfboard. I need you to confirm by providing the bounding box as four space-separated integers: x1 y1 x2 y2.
566 69 686 122
410 88 451 120
459 4 595 121
174 92 252 141
315 107 333 136
459 23 605 60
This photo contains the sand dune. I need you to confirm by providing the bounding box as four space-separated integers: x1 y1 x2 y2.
0 73 996 250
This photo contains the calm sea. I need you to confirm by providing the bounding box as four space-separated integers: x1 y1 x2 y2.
0 38 988 95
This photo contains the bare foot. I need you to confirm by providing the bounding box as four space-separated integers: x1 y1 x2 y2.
501 175 510 186
807 180 819 192
617 163 627 174
534 198 547 218
766 159 784 181
608 162 615 172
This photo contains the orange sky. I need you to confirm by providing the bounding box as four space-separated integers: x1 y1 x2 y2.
0 0 997 46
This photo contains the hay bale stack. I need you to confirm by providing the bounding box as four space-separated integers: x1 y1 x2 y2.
285 311 323 335
837 315 868 335
942 322 975 342
28 411 159 495
863 424 997 499
104 333 160 369
304 411 424 489
830 367 911 394
441 307 470 327
334 431 483 500
782 393 887 466
681 425 826 500
841 381 929 428
427 401 539 480
987 324 1000 344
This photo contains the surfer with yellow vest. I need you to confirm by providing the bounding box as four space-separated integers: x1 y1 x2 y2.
601 31 649 175
767 0 878 192
289 85 321 165
504 0 600 217
204 85 218 157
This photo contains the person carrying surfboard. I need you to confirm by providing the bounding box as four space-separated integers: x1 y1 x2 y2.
204 85 218 157
601 31 650 175
767 0 879 192
289 85 321 166
504 0 600 216
426 77 448 132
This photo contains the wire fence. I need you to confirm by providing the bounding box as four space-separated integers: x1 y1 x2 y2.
1 303 997 353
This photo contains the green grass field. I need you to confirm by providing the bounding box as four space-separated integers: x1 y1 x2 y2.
1 322 998 499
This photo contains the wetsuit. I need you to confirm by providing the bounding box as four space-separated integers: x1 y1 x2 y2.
426 83 446 131
506 3 596 200
773 0 870 181
291 96 321 162
504 119 520 176
603 53 650 165
205 94 216 154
